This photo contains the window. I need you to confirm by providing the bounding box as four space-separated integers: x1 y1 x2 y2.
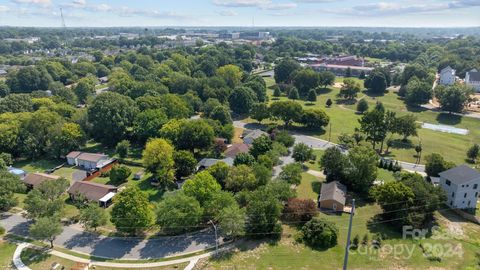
468 201 471 206
452 192 455 198
461 185 464 188
450 201 453 206
475 192 478 197
464 193 467 198
446 180 451 186
474 184 478 189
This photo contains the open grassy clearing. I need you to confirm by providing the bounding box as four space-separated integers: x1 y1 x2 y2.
0 241 16 269
263 77 480 164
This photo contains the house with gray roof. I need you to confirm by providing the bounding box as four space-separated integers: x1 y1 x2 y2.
319 181 347 212
196 157 234 171
242 129 268 144
466 69 480 92
439 66 456 85
439 165 480 209
66 151 110 170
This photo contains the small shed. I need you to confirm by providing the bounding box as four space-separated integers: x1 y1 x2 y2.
319 181 347 212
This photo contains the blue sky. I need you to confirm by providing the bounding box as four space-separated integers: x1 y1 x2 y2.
0 0 479 27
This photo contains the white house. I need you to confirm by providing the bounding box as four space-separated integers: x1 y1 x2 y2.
439 165 480 209
439 66 456 85
465 69 480 92
66 151 110 170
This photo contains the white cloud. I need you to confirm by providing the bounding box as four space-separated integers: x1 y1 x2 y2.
262 2 297 10
11 0 51 6
0 5 10 12
216 9 238 16
213 0 271 7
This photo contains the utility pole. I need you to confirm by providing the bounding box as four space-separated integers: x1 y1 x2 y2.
343 199 355 270
208 220 219 255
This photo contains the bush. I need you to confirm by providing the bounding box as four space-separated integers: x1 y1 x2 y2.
356 99 369 113
0 225 5 236
109 165 132 184
301 218 338 249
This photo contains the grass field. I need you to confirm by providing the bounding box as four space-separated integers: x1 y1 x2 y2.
262 77 480 165
0 241 16 269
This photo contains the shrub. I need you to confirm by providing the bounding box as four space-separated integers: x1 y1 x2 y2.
109 165 132 184
0 225 5 236
301 218 338 249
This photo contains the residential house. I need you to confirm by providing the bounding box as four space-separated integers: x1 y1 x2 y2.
242 129 268 145
224 143 251 159
196 157 234 171
66 151 110 170
23 173 60 189
68 181 118 207
465 69 480 92
439 66 456 85
319 181 347 212
439 165 480 209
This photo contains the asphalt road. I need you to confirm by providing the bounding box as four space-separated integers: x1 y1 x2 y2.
0 213 219 260
234 120 425 173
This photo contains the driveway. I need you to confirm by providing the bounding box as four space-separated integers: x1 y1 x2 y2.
0 213 219 260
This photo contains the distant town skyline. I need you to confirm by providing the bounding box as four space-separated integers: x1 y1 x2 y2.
0 0 479 28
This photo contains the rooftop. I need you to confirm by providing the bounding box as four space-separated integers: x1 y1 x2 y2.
23 173 61 188
68 181 117 201
439 165 480 185
320 181 347 205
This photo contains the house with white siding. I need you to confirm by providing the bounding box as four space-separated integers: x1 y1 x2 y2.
439 66 456 85
439 165 480 209
465 69 480 92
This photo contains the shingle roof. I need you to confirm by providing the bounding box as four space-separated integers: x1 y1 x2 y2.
243 129 268 140
66 151 82 159
77 153 108 163
224 143 250 158
467 71 480 82
320 181 346 205
439 165 480 185
23 173 60 188
68 181 117 201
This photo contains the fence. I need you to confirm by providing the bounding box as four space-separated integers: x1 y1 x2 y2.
82 159 118 182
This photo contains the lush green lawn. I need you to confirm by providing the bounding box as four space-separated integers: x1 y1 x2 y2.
0 241 16 269
263 79 480 165
82 141 144 164
297 172 322 201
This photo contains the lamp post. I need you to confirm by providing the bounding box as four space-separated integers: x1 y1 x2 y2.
208 220 219 254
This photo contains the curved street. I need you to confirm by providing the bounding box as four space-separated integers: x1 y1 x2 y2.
0 213 218 260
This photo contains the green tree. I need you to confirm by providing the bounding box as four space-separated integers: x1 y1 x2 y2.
344 145 378 194
307 89 317 103
359 108 387 150
274 58 301 84
183 171 221 206
218 204 246 238
288 87 300 100
109 165 132 184
29 217 62 248
229 86 257 114
340 78 361 100
405 77 432 105
356 99 369 114
50 122 86 158
425 153 455 177
436 84 473 113
111 186 155 235
133 109 168 142
173 150 197 179
226 165 257 192
320 147 347 182
206 161 230 187
79 203 108 231
177 120 214 152
393 114 417 141
0 171 25 211
250 135 273 158
278 163 303 185
467 144 480 163
269 101 303 127
293 69 320 96
88 92 137 146
301 218 338 249
74 78 95 104
142 138 175 186
209 106 232 125
345 67 352 77
245 188 282 236
0 94 33 114
156 192 203 234
217 64 243 88
300 109 330 130
292 143 314 164
115 140 130 159
24 178 69 220
234 152 256 166
364 69 387 94
326 98 333 107
318 71 335 89
0 81 10 97
249 103 270 123
274 131 295 148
